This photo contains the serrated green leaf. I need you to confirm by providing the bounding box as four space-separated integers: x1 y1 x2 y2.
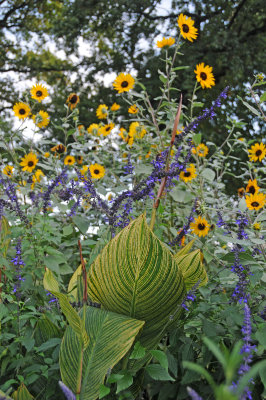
201 168 216 182
116 372 133 393
129 341 146 360
99 385 110 399
150 350 168 370
146 364 174 381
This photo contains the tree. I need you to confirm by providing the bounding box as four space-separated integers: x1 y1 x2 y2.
1 0 265 191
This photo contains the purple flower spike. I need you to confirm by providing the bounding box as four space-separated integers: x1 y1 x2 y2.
58 381 76 400
187 387 203 400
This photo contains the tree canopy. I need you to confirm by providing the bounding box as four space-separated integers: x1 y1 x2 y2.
1 0 265 144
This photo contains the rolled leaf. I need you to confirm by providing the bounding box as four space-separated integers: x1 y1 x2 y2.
174 249 208 291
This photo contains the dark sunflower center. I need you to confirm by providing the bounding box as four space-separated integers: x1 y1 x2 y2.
251 202 259 207
19 108 26 115
70 95 77 103
198 223 206 230
67 158 72 163
106 127 111 131
182 24 189 33
184 172 191 177
248 186 256 195
200 72 207 80
28 161 34 167
94 169 100 174
255 150 262 156
121 81 129 88
36 90 43 97
58 145 66 154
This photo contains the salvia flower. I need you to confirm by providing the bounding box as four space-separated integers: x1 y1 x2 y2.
187 387 203 400
58 381 76 400
234 304 257 400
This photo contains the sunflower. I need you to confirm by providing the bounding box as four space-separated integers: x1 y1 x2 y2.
176 126 184 135
253 222 261 230
80 165 88 176
246 192 266 211
44 152 50 158
194 63 215 89
129 122 146 139
89 163 105 179
51 144 66 155
96 104 108 119
3 165 14 177
99 122 115 137
177 229 186 247
246 179 259 195
113 73 135 93
119 127 127 141
32 110 50 128
64 155 75 166
30 83 48 102
87 123 99 135
76 155 83 165
179 164 197 182
66 93 80 110
20 153 38 172
177 14 198 42
128 104 139 114
78 125 85 135
13 102 31 120
190 216 210 237
156 37 175 48
238 187 245 198
248 142 266 162
31 169 44 188
111 103 120 111
193 143 209 157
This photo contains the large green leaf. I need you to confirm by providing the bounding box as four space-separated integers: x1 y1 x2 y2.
60 306 144 400
174 249 208 291
11 383 34 400
43 268 89 350
87 214 186 347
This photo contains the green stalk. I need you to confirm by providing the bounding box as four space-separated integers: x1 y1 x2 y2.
150 95 183 231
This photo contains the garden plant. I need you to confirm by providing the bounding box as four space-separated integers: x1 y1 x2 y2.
0 8 266 400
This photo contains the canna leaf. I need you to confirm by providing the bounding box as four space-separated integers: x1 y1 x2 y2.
59 306 144 400
87 214 186 348
174 249 208 291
